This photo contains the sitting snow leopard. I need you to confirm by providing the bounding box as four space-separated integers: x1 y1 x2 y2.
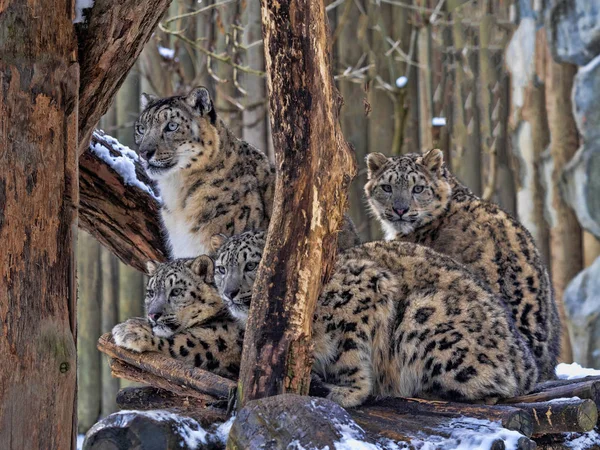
112 256 244 380
364 149 560 381
135 87 360 258
211 231 538 408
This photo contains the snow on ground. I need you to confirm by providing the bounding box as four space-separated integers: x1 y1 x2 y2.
556 362 600 380
564 430 600 449
90 131 160 201
407 417 525 450
214 415 235 445
158 45 176 60
74 0 95 23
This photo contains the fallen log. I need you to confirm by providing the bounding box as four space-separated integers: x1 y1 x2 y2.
349 406 536 450
534 376 600 392
116 386 228 426
501 380 600 409
98 332 235 401
364 397 534 437
109 359 219 403
511 398 597 435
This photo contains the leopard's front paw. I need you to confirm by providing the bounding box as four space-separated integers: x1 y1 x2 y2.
112 318 154 353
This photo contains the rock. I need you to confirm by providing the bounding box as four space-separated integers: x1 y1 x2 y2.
561 55 600 238
83 410 226 450
226 395 378 449
546 0 600 66
564 256 600 369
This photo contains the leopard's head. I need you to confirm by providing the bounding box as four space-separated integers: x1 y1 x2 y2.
364 149 452 238
211 231 266 325
134 87 219 180
144 256 226 337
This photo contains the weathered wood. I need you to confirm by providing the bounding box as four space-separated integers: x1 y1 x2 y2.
98 332 235 400
512 399 597 435
76 0 173 154
534 376 600 392
77 233 103 433
79 132 168 272
544 33 581 363
350 405 536 450
365 397 533 437
109 358 219 403
0 1 78 448
116 386 228 426
501 380 600 409
236 0 356 406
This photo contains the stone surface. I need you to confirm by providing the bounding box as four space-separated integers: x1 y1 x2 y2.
561 54 600 238
546 0 600 66
564 256 600 369
226 394 376 449
83 410 225 450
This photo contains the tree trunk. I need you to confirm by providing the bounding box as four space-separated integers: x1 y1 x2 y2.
0 1 78 447
77 232 103 433
544 38 582 364
236 0 356 407
76 0 173 153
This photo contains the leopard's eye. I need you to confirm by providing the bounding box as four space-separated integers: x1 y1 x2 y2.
381 184 392 193
166 122 179 132
245 262 257 272
146 289 155 297
136 124 146 135
413 185 425 194
216 266 226 275
170 288 183 297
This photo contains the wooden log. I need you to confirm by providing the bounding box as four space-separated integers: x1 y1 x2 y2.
98 332 235 400
79 132 168 273
535 431 600 450
365 397 533 437
350 406 536 450
511 399 597 435
534 376 600 392
116 387 228 427
76 0 172 154
109 359 217 403
237 0 356 407
501 380 600 409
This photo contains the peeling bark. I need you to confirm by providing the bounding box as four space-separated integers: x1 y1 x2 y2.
236 0 356 407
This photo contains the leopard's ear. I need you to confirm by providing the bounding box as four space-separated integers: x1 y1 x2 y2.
185 87 213 115
146 260 159 276
191 255 215 284
422 148 444 175
366 153 389 179
210 233 228 253
141 92 159 110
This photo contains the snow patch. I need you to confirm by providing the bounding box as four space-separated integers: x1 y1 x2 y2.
564 430 600 449
432 117 447 127
90 131 159 200
409 417 525 450
77 434 85 450
556 362 600 380
334 422 380 450
546 396 581 404
215 415 235 445
158 45 176 60
74 0 95 23
396 76 408 88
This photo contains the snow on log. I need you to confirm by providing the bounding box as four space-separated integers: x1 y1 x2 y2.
79 131 168 273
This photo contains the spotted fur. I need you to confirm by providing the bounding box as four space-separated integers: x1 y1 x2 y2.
112 256 243 379
213 231 538 408
135 87 360 258
365 149 560 380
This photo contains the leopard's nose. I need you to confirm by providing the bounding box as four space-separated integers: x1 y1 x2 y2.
393 207 408 217
148 312 162 322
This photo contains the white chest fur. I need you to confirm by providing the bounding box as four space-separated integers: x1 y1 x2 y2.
157 175 210 258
